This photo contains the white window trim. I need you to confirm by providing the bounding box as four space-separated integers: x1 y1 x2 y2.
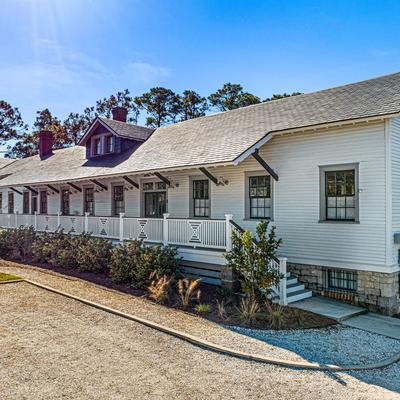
244 171 273 221
111 182 125 216
140 178 168 218
319 163 360 223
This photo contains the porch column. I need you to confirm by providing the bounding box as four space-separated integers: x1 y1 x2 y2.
119 213 125 242
57 212 61 229
225 214 233 252
34 211 38 230
14 211 18 228
163 213 170 246
278 257 288 306
84 212 89 233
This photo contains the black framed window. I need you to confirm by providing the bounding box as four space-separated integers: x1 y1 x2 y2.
104 135 114 154
193 179 210 217
40 191 47 214
23 192 30 214
31 195 38 214
325 170 355 220
61 189 70 215
8 192 14 214
145 191 166 218
327 269 357 292
113 185 125 215
249 176 271 219
84 188 95 215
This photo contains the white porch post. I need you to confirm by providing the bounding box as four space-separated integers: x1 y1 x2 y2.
278 257 288 306
119 212 125 242
34 211 38 230
57 212 61 229
7 213 10 228
14 211 18 228
163 213 170 246
84 212 89 233
225 214 233 252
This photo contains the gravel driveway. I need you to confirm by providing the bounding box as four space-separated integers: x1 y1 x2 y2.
1 263 400 399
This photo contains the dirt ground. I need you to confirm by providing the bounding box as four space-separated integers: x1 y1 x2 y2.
1 280 399 400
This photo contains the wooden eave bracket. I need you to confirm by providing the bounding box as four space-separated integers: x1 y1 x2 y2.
9 187 22 195
24 186 38 195
199 167 226 186
153 172 172 187
67 182 82 192
252 149 279 181
90 179 108 191
122 176 139 189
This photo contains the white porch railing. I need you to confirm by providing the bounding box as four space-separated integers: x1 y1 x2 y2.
0 212 233 251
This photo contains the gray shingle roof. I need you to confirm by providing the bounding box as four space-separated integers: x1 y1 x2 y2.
2 71 400 187
99 118 154 141
0 158 14 169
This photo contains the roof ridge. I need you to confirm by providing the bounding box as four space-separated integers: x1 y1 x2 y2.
99 117 154 131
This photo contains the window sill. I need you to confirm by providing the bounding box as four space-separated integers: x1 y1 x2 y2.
243 218 273 222
318 220 360 224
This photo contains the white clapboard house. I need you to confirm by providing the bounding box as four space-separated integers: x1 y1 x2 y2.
1 72 400 314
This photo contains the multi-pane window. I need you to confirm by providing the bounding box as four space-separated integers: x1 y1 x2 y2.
84 188 95 215
327 269 357 292
113 185 125 215
61 189 70 215
40 191 47 214
93 138 101 156
104 135 114 154
325 170 355 220
23 192 30 214
193 179 210 217
143 181 167 218
8 192 14 214
249 176 271 219
31 195 38 214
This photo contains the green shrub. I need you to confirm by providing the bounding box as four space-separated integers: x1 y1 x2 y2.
195 303 211 313
109 240 142 283
224 220 282 302
2 227 37 261
0 229 12 258
75 235 113 273
109 241 180 287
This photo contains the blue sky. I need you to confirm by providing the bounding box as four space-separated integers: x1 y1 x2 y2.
1 0 400 132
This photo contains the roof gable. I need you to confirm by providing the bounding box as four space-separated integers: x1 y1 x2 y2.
78 117 154 146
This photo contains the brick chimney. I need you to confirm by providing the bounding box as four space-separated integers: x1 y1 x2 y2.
38 130 54 159
111 107 128 123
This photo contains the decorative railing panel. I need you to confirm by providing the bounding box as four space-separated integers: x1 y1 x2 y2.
123 217 163 242
59 215 85 235
37 215 59 232
167 218 226 249
87 216 120 239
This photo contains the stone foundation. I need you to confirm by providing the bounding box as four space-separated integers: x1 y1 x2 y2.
288 263 400 316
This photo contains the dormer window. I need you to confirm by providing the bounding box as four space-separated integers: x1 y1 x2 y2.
105 135 114 154
93 137 102 156
90 134 115 157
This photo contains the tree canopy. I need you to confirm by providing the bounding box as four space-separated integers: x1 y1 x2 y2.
208 83 261 111
1 84 302 158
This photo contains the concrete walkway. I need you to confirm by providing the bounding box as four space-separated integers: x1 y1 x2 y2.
291 296 367 322
342 313 400 340
292 296 400 340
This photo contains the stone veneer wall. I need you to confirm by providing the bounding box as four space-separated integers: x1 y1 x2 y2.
288 263 400 316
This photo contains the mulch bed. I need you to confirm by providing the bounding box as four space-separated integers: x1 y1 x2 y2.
8 259 336 330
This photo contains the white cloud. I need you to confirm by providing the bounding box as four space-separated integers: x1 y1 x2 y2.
123 61 170 85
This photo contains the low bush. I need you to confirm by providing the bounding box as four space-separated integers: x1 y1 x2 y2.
109 240 142 283
236 297 260 325
195 303 211 313
0 227 37 261
110 241 180 287
76 235 113 273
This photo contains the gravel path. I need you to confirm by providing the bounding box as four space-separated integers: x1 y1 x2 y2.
1 282 399 400
228 326 400 366
1 261 400 399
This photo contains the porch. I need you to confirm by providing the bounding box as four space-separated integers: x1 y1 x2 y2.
0 212 232 251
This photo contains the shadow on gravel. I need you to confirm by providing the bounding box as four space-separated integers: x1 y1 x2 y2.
227 325 400 394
